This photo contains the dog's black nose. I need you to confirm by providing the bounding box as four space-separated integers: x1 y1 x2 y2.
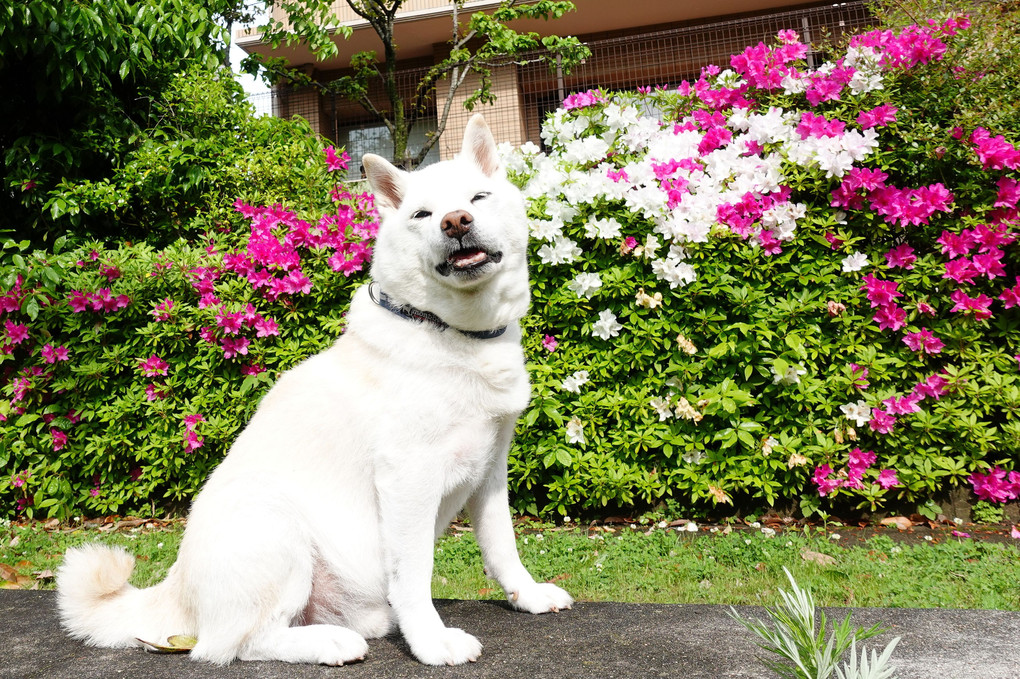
441 210 473 239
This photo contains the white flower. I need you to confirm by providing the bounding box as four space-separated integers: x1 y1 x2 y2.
530 219 562 242
567 271 603 299
651 257 697 288
772 363 807 385
565 416 585 445
583 216 622 240
650 396 673 422
591 309 623 340
762 436 779 455
561 370 590 393
840 400 872 427
841 251 869 273
537 236 582 265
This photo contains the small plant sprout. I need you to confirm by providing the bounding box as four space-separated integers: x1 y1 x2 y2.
729 567 900 679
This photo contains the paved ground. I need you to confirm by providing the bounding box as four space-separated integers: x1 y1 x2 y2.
2 591 1018 678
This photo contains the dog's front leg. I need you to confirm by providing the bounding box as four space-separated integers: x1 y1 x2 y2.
378 472 481 666
468 422 574 614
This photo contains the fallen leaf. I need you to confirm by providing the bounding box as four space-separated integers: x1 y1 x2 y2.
16 560 31 568
477 588 495 596
137 637 193 654
880 516 913 531
167 635 197 650
1 583 21 590
43 518 60 530
34 569 55 581
0 563 18 582
15 575 34 587
547 573 572 583
801 550 836 566
8 536 20 548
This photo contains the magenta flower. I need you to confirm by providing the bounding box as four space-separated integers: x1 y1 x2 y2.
873 304 907 331
542 334 558 352
1000 278 1020 308
4 320 29 345
145 383 167 401
848 363 870 389
847 448 877 472
949 290 993 320
942 257 978 284
241 362 265 376
969 127 1020 170
811 464 840 496
324 146 350 172
151 297 174 321
883 394 922 415
221 337 250 359
916 301 936 315
875 468 901 489
861 274 902 308
912 374 949 401
254 316 279 337
951 530 971 538
968 467 1020 503
51 428 68 451
607 168 629 183
99 264 122 281
883 244 915 269
563 89 605 110
995 176 1020 208
869 408 896 434
856 104 898 129
138 354 169 377
41 344 69 363
902 328 944 354
216 311 244 335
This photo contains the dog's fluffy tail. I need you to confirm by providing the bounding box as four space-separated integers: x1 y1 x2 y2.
56 543 190 649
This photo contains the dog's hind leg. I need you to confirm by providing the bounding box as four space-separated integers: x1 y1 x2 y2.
239 624 369 665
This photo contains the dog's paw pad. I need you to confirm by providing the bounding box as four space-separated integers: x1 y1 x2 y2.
411 627 482 666
510 582 574 615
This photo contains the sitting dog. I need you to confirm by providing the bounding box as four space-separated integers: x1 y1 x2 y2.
57 114 573 666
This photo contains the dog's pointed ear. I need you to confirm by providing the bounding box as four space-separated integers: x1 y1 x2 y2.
363 153 407 212
460 114 501 178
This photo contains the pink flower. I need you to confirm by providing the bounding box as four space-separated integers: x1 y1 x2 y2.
995 176 1020 208
796 111 846 139
847 448 876 473
869 408 897 434
873 304 906 331
221 337 250 359
99 264 121 281
145 383 168 401
942 258 978 284
324 146 350 172
41 344 70 363
51 428 67 451
812 464 840 496
883 394 922 415
856 104 898 129
916 301 936 315
241 362 265 376
884 244 916 269
875 468 901 489
216 311 244 335
253 316 279 337
542 334 558 352
151 297 174 321
198 293 220 309
138 354 169 377
936 230 976 258
607 168 629 183
1000 278 1020 308
969 127 1020 170
968 467 1020 503
861 274 902 308
1010 526 1020 540
563 89 605 110
951 530 971 539
949 290 993 320
199 326 217 344
4 320 29 345
912 374 949 401
849 363 870 389
902 328 944 354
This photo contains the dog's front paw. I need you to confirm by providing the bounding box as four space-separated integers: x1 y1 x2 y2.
509 582 574 614
409 627 482 666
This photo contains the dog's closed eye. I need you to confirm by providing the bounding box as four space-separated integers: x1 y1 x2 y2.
471 192 491 203
412 209 432 220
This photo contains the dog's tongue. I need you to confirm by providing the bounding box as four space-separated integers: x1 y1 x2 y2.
449 249 488 269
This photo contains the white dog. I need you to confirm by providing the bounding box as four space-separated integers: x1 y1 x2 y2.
57 114 573 666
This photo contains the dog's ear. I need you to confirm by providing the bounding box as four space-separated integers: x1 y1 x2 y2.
363 153 407 212
460 114 501 178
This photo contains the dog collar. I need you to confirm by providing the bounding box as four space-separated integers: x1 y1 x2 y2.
367 282 508 340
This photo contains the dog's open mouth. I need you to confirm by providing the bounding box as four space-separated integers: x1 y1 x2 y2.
437 248 503 276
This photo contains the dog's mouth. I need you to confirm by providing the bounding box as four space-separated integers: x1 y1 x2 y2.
436 248 503 276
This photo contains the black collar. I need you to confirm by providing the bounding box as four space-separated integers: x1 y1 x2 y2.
368 282 508 340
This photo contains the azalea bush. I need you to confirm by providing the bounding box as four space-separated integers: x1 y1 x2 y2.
1 150 377 518
500 14 1020 518
4 9 1020 523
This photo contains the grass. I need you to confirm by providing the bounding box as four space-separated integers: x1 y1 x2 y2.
3 519 1018 611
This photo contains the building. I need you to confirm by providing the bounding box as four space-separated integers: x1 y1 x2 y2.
236 0 872 175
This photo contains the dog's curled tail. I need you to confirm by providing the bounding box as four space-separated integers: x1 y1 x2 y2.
57 543 189 649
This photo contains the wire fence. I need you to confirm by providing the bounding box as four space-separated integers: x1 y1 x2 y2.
245 0 874 173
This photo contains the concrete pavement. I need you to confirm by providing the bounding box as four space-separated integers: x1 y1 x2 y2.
2 591 1018 678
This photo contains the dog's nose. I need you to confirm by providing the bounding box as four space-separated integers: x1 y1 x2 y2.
441 210 473 239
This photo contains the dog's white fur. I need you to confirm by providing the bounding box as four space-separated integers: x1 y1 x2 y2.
56 115 572 666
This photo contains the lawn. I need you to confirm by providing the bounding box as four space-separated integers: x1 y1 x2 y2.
3 518 1017 611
